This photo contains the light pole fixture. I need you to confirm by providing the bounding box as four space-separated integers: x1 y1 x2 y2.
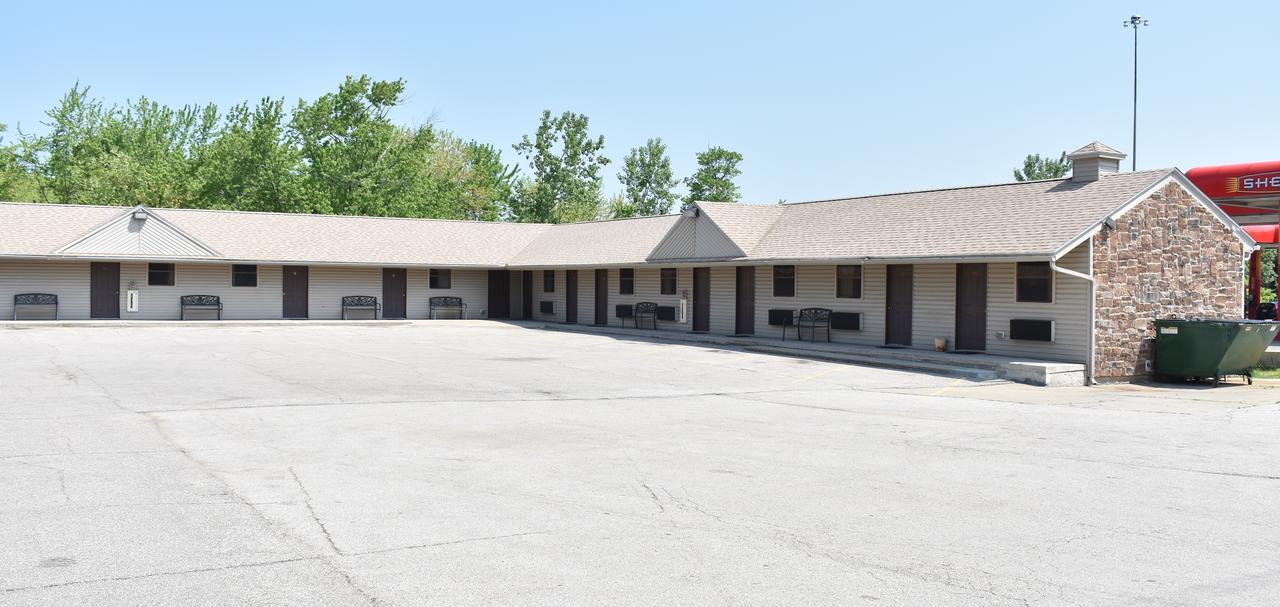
1123 15 1149 171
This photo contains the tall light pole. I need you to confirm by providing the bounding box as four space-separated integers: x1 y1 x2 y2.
1124 15 1149 171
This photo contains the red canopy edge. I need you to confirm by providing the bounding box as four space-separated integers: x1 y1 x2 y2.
1243 224 1278 244
1186 160 1280 200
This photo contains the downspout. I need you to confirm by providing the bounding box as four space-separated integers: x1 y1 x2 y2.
1050 240 1096 384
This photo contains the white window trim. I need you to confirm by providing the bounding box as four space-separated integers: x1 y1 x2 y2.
429 268 452 290
834 264 863 299
1015 262 1055 304
773 265 796 298
147 262 177 288
660 268 678 295
231 264 260 288
619 268 635 295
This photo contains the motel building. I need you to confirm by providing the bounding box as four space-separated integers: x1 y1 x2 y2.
0 142 1256 386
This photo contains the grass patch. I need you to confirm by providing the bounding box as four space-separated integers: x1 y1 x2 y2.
1253 367 1280 379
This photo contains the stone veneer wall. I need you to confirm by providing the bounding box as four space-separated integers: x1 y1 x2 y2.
1092 181 1247 378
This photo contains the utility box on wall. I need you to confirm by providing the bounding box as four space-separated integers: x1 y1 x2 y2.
126 289 139 313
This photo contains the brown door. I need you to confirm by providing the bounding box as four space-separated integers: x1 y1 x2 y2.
565 270 578 324
955 263 988 351
487 270 510 318
594 269 608 325
692 267 710 332
885 264 913 346
283 266 309 319
735 266 755 335
89 262 120 319
521 271 534 319
382 268 407 319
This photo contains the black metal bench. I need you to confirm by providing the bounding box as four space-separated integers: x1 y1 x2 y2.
13 293 58 320
341 295 381 320
429 296 467 319
180 295 222 320
633 301 658 329
791 307 832 342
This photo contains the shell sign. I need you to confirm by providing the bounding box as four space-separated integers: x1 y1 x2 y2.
1186 160 1280 200
1226 171 1280 194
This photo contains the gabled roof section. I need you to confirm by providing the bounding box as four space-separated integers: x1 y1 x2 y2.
747 169 1172 262
1068 141 1126 159
694 203 785 255
0 203 128 256
647 211 745 261
58 206 220 258
510 214 681 267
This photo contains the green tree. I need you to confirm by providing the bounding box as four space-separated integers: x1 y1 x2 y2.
602 192 635 219
290 75 436 217
24 84 218 207
510 110 609 223
683 146 743 210
195 98 302 212
1013 152 1072 181
618 138 677 216
425 134 517 221
0 123 39 201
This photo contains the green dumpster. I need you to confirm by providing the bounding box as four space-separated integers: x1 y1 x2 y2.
1153 319 1279 386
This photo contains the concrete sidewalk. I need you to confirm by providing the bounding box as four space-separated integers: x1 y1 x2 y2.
525 320 1086 386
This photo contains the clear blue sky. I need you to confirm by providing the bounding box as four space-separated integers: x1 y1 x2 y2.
3 1 1276 204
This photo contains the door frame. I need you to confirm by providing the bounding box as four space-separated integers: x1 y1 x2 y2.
521 271 534 320
692 267 710 332
594 269 608 326
282 265 309 319
487 270 511 319
735 266 755 335
565 270 578 324
382 267 408 319
90 262 121 319
954 263 988 351
885 264 913 346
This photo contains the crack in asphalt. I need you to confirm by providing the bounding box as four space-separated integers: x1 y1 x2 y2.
1 556 325 594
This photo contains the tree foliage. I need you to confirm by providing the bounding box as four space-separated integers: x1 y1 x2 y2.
683 146 743 210
1013 152 1072 181
617 138 677 217
511 110 609 223
4 77 522 220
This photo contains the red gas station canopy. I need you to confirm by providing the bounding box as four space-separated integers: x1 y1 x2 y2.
1186 160 1280 200
1244 224 1279 245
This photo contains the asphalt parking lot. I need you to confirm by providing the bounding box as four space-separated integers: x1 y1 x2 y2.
1 321 1278 606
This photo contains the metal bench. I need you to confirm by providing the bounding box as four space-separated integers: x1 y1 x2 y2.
341 295 381 320
429 296 467 319
180 295 223 320
13 293 58 320
790 307 832 342
633 301 658 329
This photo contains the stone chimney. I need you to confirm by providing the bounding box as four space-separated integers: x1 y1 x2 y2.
1068 141 1127 182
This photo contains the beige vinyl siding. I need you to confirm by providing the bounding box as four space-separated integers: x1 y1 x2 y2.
707 266 736 334
534 269 565 323
648 216 744 260
984 244 1090 363
910 264 956 349
749 264 886 345
0 259 92 319
115 262 284 320
408 268 485 319
600 267 690 329
61 212 216 258
306 266 381 319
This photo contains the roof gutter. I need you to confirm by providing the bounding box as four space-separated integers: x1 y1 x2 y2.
1050 248 1096 384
